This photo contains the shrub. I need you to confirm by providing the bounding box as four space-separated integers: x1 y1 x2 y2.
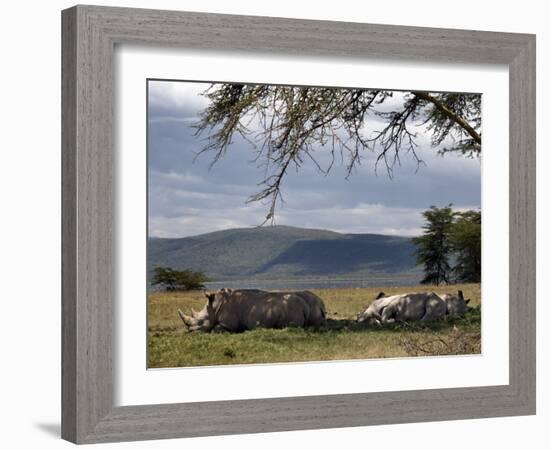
151 267 208 291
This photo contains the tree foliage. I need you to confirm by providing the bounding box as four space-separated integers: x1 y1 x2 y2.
413 206 481 285
193 84 481 221
151 267 209 291
450 210 481 283
412 205 455 285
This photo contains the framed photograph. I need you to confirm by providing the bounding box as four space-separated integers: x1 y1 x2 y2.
62 5 536 444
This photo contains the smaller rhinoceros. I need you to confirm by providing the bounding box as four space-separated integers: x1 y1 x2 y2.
357 290 470 326
178 288 325 332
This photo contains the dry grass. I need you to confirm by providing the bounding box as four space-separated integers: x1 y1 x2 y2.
147 283 481 368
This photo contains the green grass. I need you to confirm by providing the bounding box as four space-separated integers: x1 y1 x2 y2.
147 283 481 368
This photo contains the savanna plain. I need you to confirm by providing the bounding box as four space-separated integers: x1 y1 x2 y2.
148 283 481 368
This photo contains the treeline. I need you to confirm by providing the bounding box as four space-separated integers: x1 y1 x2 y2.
413 205 481 285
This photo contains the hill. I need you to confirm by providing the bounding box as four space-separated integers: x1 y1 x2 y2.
148 225 419 280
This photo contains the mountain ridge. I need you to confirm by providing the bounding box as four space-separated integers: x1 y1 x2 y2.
148 225 419 280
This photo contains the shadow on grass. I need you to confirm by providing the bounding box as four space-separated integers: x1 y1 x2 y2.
150 307 481 336
316 306 481 334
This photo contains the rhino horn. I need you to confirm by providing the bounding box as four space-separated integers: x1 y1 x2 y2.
178 309 193 327
190 307 198 318
458 290 464 299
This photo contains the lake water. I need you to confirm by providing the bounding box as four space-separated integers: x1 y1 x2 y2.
204 274 421 291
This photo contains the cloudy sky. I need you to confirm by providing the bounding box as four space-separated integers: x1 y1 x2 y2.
148 80 481 238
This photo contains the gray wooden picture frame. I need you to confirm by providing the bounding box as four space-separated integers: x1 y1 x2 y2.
61 4 536 444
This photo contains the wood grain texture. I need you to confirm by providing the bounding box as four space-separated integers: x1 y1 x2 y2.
61 4 536 444
62 5 114 442
61 7 77 443
508 36 536 408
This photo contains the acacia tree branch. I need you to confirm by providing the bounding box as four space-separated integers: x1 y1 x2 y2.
412 91 481 145
191 84 481 222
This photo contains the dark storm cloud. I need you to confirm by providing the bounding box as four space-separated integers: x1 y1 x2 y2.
148 81 481 238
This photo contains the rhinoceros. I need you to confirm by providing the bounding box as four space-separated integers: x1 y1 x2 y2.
357 290 470 326
178 288 326 332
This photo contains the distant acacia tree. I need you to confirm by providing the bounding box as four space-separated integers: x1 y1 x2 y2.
412 205 455 285
193 85 481 221
151 267 208 291
450 210 481 283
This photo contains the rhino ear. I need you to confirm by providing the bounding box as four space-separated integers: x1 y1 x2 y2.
204 290 212 299
465 299 471 305
375 292 386 300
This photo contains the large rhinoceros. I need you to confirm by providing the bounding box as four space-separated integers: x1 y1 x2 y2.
357 290 470 326
178 288 326 332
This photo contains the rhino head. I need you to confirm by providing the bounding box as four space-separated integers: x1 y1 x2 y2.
356 293 385 326
178 304 211 332
357 311 381 326
443 290 471 316
178 289 232 332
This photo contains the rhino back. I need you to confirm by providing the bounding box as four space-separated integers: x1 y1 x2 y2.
394 292 446 321
373 295 401 313
244 293 309 329
218 291 309 331
231 289 326 327
394 294 427 321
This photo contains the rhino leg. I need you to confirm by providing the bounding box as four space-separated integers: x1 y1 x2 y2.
420 311 435 321
369 317 383 327
380 304 397 324
421 299 447 321
420 306 439 321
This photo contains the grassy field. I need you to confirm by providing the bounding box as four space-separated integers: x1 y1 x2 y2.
147 283 481 368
